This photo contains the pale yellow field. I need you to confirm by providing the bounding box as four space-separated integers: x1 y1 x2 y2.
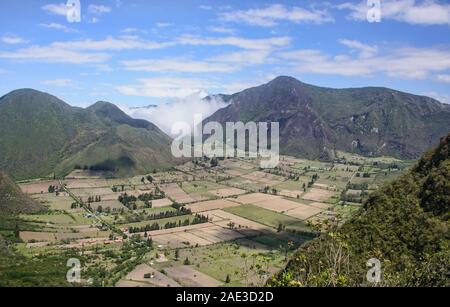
231 193 280 205
207 209 272 233
302 188 336 202
241 171 283 186
251 198 303 213
284 204 324 220
71 187 117 197
65 179 109 189
160 183 195 203
278 190 304 198
208 187 247 198
20 180 60 194
151 198 173 208
186 199 242 213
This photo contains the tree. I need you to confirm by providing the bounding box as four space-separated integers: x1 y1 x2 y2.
147 237 153 248
225 274 231 284
14 224 20 238
277 223 283 233
141 177 145 184
183 257 191 265
175 249 180 261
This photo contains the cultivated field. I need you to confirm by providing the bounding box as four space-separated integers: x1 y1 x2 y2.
13 153 399 287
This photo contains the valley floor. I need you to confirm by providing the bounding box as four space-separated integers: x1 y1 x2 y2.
8 153 411 287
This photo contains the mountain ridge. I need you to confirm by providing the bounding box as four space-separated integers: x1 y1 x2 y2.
0 89 177 180
205 76 450 160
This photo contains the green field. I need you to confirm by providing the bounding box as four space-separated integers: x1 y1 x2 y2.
152 241 287 287
224 204 308 231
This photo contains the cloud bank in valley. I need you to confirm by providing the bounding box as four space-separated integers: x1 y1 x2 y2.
119 93 228 137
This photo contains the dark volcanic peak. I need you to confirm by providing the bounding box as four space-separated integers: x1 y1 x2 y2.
205 76 450 160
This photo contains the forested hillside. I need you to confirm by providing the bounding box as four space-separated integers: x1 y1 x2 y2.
270 133 450 287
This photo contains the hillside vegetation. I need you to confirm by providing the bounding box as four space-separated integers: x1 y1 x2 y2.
0 172 45 215
0 172 44 256
270 133 450 287
206 76 450 160
0 89 177 180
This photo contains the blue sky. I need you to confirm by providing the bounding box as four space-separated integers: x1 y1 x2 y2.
0 0 450 109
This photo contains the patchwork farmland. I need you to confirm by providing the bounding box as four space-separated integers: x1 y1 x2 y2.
13 154 409 287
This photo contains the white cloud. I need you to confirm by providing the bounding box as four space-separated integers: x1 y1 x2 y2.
120 94 227 136
279 44 450 79
339 0 450 25
121 49 274 74
121 58 238 73
338 39 378 59
88 4 112 15
425 92 450 104
41 3 69 16
42 79 74 87
40 23 78 33
220 4 334 27
0 45 109 64
116 77 220 99
51 36 172 51
0 34 286 66
209 49 272 65
0 36 170 64
1 34 28 45
207 26 236 34
437 74 450 83
177 35 291 50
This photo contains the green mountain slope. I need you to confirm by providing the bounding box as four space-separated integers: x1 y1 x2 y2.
270 133 450 287
205 76 450 160
0 172 45 257
0 89 177 180
0 172 45 215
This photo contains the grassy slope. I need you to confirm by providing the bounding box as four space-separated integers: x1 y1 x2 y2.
270 133 450 287
0 172 75 286
0 172 45 215
0 89 177 180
